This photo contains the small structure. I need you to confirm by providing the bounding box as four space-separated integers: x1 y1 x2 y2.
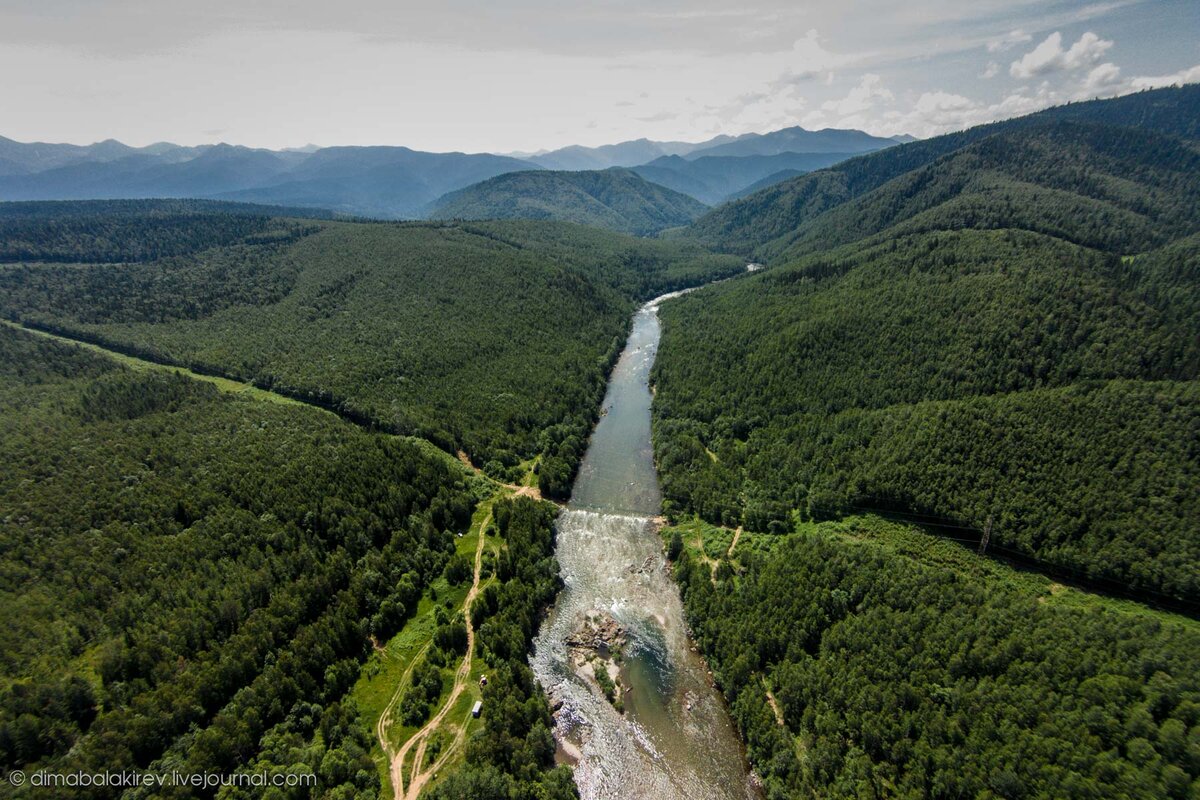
471 701 483 719
479 675 488 687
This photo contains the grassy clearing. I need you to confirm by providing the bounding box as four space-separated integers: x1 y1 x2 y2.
2 319 313 408
663 513 1200 632
353 493 512 797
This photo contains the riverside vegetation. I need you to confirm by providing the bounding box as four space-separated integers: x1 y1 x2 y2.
0 200 743 798
650 85 1200 798
0 324 576 799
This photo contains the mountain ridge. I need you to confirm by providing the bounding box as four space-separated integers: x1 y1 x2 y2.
427 168 709 234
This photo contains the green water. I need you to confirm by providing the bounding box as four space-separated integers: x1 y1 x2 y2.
531 290 760 799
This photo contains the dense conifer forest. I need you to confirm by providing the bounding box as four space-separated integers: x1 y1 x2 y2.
0 203 743 498
653 87 1200 603
428 168 709 235
667 516 1200 800
0 325 479 797
647 85 1200 798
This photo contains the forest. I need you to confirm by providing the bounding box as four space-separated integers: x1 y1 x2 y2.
424 498 578 800
0 199 331 263
653 90 1200 604
0 203 743 499
428 168 709 235
0 324 479 798
683 84 1200 258
647 85 1200 797
668 516 1200 799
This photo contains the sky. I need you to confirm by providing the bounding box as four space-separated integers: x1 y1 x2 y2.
1 0 1198 153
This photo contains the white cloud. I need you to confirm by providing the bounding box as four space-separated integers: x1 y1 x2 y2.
1131 64 1200 89
980 61 1000 79
1010 31 1113 80
986 29 1032 53
1083 62 1122 91
821 73 893 117
875 84 1063 138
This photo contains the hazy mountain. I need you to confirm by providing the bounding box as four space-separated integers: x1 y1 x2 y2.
683 125 900 159
218 147 535 218
685 85 1200 257
0 141 534 218
0 146 296 201
0 123 896 217
526 135 738 171
428 168 708 234
725 168 806 200
631 151 861 205
0 136 210 177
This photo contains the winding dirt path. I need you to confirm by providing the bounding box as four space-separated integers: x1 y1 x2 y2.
727 526 743 557
391 509 491 800
377 641 431 796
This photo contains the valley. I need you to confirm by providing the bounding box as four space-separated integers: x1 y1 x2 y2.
1 83 1198 800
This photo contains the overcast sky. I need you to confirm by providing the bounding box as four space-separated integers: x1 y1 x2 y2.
2 0 1198 152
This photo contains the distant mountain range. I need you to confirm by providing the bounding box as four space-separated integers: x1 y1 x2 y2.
518 126 903 170
0 125 910 220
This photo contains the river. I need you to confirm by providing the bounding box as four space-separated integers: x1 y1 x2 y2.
530 288 761 799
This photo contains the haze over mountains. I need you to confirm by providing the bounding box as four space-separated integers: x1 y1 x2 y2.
0 125 906 221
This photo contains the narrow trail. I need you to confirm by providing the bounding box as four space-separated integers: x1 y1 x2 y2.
391 508 491 800
377 641 431 796
727 526 743 558
765 687 784 727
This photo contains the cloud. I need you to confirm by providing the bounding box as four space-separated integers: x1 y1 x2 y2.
980 61 1000 79
770 69 823 92
1083 62 1122 91
821 73 893 117
1010 31 1113 79
986 29 1032 53
874 84 1064 139
635 111 678 122
1131 64 1200 89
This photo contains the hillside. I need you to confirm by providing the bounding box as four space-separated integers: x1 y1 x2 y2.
0 324 479 795
427 168 709 234
631 151 858 205
668 515 1200 799
651 87 1200 603
0 198 333 262
685 85 1200 257
0 200 743 498
765 121 1200 262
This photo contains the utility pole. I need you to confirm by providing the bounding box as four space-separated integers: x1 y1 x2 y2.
977 515 993 555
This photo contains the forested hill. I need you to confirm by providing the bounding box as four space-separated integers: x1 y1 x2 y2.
0 198 334 263
650 87 1200 603
427 168 709 234
667 516 1200 799
0 200 743 498
684 84 1200 258
0 324 481 796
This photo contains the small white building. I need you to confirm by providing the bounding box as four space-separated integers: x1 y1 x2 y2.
471 701 483 718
